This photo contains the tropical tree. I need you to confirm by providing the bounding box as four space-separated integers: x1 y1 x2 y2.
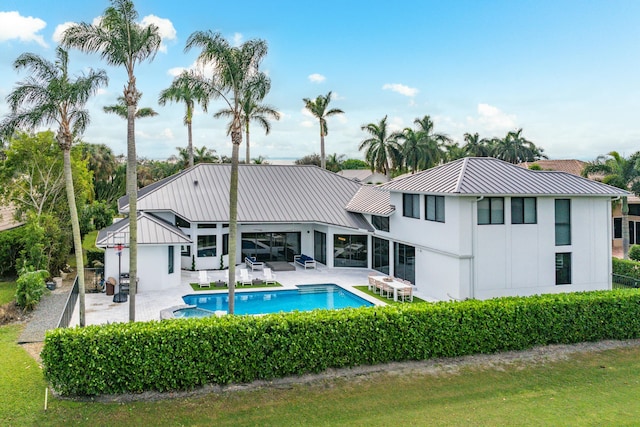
215 72 280 164
103 92 158 119
462 132 493 157
158 70 209 168
359 116 400 178
0 47 107 326
325 153 345 172
294 153 321 166
186 30 268 315
582 151 640 259
491 128 546 164
412 115 452 169
396 128 424 174
62 0 161 322
303 91 344 169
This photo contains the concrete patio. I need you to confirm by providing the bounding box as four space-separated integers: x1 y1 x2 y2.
70 264 437 327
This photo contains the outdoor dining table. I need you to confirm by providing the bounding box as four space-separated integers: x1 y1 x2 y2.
371 275 411 302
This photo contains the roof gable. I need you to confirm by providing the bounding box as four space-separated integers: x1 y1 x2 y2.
96 212 191 247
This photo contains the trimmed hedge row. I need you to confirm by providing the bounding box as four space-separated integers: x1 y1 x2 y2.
42 289 640 396
613 257 640 279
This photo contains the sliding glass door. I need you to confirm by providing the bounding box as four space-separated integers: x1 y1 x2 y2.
241 232 301 262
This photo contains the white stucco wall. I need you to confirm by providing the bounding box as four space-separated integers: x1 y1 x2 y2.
104 244 181 292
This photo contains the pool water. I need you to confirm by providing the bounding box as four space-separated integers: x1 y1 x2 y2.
181 284 373 316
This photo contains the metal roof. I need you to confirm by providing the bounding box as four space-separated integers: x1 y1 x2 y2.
381 157 631 197
345 185 395 216
120 164 372 231
96 212 191 247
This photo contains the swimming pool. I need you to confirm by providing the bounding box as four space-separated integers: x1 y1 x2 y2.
181 284 373 316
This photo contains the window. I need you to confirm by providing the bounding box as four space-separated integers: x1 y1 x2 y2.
197 235 216 257
175 216 191 228
555 253 571 285
630 205 640 216
372 237 389 274
555 199 571 246
197 223 217 229
511 197 537 224
478 197 504 225
614 218 622 239
394 242 415 284
181 235 191 256
403 193 420 219
372 215 390 232
222 234 229 256
168 246 174 274
334 234 368 267
425 195 445 222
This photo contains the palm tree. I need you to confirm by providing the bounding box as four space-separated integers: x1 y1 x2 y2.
396 127 423 174
62 0 161 322
412 115 451 169
462 132 493 157
303 91 344 169
158 71 209 168
0 47 107 326
186 30 268 315
359 116 400 178
582 151 640 259
492 128 546 164
215 72 280 164
104 92 158 119
325 152 346 172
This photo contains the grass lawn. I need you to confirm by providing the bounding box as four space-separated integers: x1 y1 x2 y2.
4 322 640 426
0 280 17 305
353 285 427 305
188 281 283 291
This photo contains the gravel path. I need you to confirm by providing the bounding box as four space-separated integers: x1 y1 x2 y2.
18 279 74 343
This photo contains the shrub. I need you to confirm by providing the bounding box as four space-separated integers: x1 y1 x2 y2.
86 248 105 268
630 245 640 262
42 289 640 396
612 257 640 279
15 268 49 311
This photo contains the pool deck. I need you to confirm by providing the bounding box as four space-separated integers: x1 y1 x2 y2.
70 264 438 326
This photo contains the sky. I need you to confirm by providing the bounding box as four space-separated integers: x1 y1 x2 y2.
1 0 640 163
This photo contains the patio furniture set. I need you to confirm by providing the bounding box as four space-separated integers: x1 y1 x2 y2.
198 267 278 288
368 274 413 302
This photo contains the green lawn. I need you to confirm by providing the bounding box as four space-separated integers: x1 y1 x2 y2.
4 320 640 425
0 280 17 305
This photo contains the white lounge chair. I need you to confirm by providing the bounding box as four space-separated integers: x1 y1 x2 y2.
198 270 210 288
263 267 277 285
238 269 252 286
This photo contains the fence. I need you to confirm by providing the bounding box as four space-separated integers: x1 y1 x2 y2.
57 274 79 328
612 273 640 289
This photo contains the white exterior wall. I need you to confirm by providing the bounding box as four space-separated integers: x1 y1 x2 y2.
104 244 181 292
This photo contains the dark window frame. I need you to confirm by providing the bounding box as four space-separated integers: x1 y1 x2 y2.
403 193 420 219
511 197 537 224
168 246 174 274
425 195 445 223
197 235 216 257
555 199 571 246
372 215 390 232
478 197 505 225
555 252 572 285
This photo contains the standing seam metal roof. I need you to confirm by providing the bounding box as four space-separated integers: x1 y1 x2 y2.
96 212 192 246
120 164 372 231
380 157 630 196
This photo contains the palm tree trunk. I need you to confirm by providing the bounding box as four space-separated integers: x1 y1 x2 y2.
62 149 85 326
126 101 137 322
187 119 194 168
245 122 251 164
622 196 630 259
320 127 326 169
228 127 242 315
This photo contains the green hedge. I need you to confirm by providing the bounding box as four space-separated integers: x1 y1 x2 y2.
42 290 640 396
85 248 105 268
612 257 640 279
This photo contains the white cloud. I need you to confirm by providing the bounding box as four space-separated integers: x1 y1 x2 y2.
301 107 315 118
161 128 175 139
96 88 108 96
466 103 517 133
387 116 405 133
308 73 326 83
382 83 418 97
52 22 73 43
167 66 186 77
141 15 176 53
232 32 243 46
300 120 314 128
0 11 47 47
331 91 345 101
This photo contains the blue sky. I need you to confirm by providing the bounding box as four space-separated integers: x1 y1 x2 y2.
1 0 639 162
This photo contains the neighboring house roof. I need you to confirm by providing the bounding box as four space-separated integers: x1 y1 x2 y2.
518 159 587 176
96 212 192 247
0 204 23 232
345 185 395 216
337 169 389 183
380 157 630 197
120 164 372 231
